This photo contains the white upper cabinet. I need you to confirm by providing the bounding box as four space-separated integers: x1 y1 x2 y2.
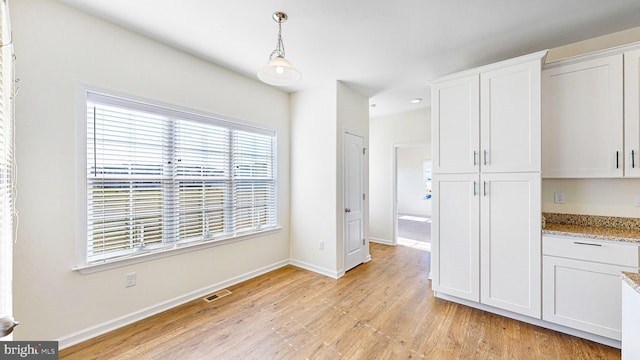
542 54 624 178
625 49 640 177
432 74 480 174
432 51 544 174
481 61 541 173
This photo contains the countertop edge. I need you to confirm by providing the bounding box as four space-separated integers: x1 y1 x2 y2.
622 272 640 295
542 229 640 244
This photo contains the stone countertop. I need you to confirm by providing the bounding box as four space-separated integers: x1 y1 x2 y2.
542 213 640 245
543 223 640 244
622 272 640 295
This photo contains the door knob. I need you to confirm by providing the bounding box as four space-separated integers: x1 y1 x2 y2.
345 208 351 213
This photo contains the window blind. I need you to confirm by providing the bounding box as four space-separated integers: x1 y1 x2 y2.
86 92 277 263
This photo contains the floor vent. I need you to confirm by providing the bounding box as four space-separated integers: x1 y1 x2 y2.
203 289 232 303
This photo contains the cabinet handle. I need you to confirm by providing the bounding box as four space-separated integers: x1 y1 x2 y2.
473 151 478 166
483 181 488 196
573 241 602 247
473 181 477 196
616 151 619 169
483 150 488 166
633 150 636 168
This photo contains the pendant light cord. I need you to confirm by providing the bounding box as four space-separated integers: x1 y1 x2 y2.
269 19 286 59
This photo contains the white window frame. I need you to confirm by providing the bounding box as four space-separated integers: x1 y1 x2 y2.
75 86 280 274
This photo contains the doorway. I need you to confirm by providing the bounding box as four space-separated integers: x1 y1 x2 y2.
394 145 431 251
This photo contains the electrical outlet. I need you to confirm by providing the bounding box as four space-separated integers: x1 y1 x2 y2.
125 272 136 288
635 195 640 207
319 241 324 250
554 192 565 204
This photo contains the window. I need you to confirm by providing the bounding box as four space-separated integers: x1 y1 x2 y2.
84 92 277 264
423 160 432 200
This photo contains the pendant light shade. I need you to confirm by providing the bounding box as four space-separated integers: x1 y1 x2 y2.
258 56 301 86
258 12 301 87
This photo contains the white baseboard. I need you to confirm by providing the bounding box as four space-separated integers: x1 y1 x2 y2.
289 259 342 279
369 237 394 245
57 259 290 350
435 292 621 349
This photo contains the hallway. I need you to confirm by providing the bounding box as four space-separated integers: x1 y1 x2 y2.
397 213 431 251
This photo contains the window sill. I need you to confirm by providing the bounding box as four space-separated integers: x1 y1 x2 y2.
73 227 282 275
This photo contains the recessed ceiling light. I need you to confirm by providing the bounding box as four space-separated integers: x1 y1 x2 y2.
411 98 422 104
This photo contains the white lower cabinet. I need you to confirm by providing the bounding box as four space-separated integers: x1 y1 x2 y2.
542 236 640 341
622 280 640 358
432 173 541 317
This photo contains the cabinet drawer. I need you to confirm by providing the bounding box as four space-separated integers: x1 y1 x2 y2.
543 235 639 267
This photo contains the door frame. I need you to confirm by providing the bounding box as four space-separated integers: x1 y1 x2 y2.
393 142 431 245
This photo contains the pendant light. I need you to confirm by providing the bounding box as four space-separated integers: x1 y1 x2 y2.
257 12 302 86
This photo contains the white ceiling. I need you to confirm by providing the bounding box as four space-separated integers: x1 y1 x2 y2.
57 0 640 117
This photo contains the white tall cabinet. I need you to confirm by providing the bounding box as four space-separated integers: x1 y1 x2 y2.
480 173 541 318
432 74 479 174
431 50 546 319
431 173 480 301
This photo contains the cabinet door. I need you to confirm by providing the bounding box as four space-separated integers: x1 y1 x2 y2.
543 256 635 340
481 60 541 173
622 281 640 357
431 174 480 301
542 54 623 178
625 49 640 177
480 172 541 318
432 75 480 174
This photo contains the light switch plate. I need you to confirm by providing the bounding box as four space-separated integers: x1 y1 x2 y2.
554 192 565 204
635 194 640 207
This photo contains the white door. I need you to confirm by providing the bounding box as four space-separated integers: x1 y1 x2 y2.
480 172 541 318
344 132 365 272
480 59 541 173
431 74 480 174
431 173 480 301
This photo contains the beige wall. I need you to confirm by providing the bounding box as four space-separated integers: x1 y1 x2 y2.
542 179 640 217
369 108 430 244
543 26 640 217
546 26 640 62
12 0 290 346
289 81 369 276
290 82 339 275
336 81 370 270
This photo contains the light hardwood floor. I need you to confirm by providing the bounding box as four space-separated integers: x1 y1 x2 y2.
60 243 620 359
